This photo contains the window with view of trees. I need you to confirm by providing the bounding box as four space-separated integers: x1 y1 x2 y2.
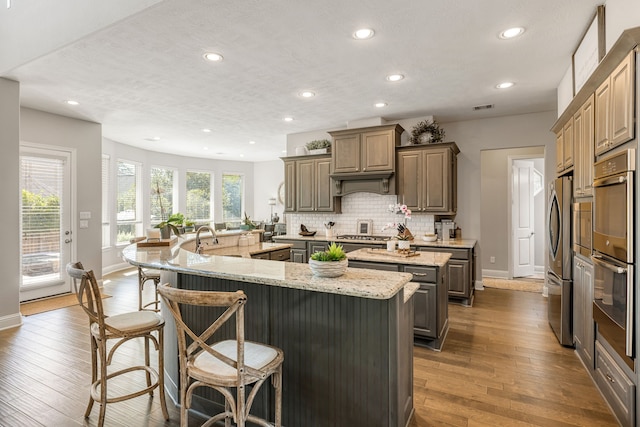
116 160 142 244
222 174 244 223
150 167 175 223
186 171 211 222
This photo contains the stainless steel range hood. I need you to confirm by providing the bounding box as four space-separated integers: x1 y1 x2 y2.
330 171 396 196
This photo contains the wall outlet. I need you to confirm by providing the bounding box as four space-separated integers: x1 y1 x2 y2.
490 256 495 264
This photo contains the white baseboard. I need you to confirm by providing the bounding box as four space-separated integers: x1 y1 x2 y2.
0 313 23 331
534 265 545 274
482 269 509 279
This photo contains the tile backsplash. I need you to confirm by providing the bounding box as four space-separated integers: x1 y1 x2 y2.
284 193 435 238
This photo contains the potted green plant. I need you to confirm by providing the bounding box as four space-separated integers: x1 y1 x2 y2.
309 242 348 277
240 212 257 230
155 212 184 239
305 139 332 155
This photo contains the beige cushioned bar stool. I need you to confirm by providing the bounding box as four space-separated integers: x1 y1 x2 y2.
130 237 162 311
66 262 169 427
158 283 284 427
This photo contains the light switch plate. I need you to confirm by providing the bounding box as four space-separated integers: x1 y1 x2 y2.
79 211 91 220
79 220 89 229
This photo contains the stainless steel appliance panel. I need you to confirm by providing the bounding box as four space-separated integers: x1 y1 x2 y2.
573 202 593 258
548 176 572 280
592 253 634 370
593 149 635 263
547 272 573 346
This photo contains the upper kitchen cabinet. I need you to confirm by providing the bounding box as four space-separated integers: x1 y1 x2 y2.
296 155 340 213
396 142 459 215
283 159 296 212
595 50 635 156
330 124 401 173
555 117 574 175
573 94 595 198
329 124 403 196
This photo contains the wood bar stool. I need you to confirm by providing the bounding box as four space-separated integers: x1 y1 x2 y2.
67 262 169 427
130 237 162 311
158 283 284 427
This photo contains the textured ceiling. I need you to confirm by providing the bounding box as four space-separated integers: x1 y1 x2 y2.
4 0 603 161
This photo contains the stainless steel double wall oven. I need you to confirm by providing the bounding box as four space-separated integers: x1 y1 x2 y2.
592 149 635 370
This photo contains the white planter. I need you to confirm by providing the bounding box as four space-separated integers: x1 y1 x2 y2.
308 148 328 155
309 258 348 278
397 240 411 250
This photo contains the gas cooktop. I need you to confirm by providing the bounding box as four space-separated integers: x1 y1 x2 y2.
336 234 389 241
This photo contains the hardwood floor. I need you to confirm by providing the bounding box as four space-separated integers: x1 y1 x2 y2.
2 270 618 426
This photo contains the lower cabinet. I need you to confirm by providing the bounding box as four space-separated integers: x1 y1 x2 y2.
276 239 308 263
573 254 594 369
594 340 636 426
419 246 474 305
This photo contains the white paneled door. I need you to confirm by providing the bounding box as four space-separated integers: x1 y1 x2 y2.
512 160 535 278
19 145 73 302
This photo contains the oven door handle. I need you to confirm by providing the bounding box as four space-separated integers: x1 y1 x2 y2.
591 255 627 274
593 175 627 187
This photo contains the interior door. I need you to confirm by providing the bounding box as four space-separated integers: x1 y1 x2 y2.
512 160 535 277
19 145 73 301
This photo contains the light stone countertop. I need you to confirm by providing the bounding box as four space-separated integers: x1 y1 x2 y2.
274 234 477 249
347 248 452 267
122 240 413 300
202 242 292 258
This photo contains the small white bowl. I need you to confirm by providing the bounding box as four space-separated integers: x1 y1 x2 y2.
422 234 437 242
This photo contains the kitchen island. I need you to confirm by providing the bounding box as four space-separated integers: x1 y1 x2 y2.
122 241 416 427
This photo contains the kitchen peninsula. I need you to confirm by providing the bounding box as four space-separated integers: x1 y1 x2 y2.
122 238 416 427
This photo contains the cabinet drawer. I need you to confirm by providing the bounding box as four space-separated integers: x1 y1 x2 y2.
275 239 307 250
419 247 469 260
270 248 290 261
403 265 437 283
347 260 400 272
251 252 270 260
594 340 635 426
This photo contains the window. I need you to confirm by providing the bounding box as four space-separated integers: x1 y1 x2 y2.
102 155 110 247
186 171 211 222
116 160 142 244
222 174 244 223
150 167 175 223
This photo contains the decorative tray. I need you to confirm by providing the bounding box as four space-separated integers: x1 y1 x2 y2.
136 236 178 247
366 248 420 258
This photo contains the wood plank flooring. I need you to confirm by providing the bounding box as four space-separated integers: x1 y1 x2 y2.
2 269 618 426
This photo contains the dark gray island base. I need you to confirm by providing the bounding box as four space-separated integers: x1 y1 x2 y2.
122 242 415 427
164 271 413 427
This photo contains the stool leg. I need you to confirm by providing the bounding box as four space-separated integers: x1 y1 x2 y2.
145 336 152 391
97 339 108 427
84 336 97 418
153 278 160 311
274 366 282 427
138 268 144 311
158 328 170 421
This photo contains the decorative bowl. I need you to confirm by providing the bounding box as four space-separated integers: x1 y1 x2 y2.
308 258 348 278
422 234 437 242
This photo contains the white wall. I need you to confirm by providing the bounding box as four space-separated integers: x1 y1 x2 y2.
253 160 284 223
20 108 103 278
0 78 21 330
605 0 640 53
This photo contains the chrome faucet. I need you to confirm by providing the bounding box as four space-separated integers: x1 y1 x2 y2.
195 226 218 254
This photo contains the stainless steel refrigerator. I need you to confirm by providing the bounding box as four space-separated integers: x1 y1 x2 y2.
547 175 573 346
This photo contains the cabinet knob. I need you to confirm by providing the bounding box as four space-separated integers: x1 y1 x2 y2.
363 168 366 171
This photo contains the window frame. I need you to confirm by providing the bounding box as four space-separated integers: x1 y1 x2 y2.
116 159 143 246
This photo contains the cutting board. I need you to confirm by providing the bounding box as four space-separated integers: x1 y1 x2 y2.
136 236 178 247
366 248 420 258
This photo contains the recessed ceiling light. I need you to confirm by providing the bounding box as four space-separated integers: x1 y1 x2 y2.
499 27 525 39
299 91 315 98
65 100 79 106
203 147 209 150
283 117 294 122
353 28 375 40
203 52 223 62
386 74 404 82
249 140 256 144
202 128 211 133
282 150 287 153
374 102 387 108
496 82 515 89
239 154 245 158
